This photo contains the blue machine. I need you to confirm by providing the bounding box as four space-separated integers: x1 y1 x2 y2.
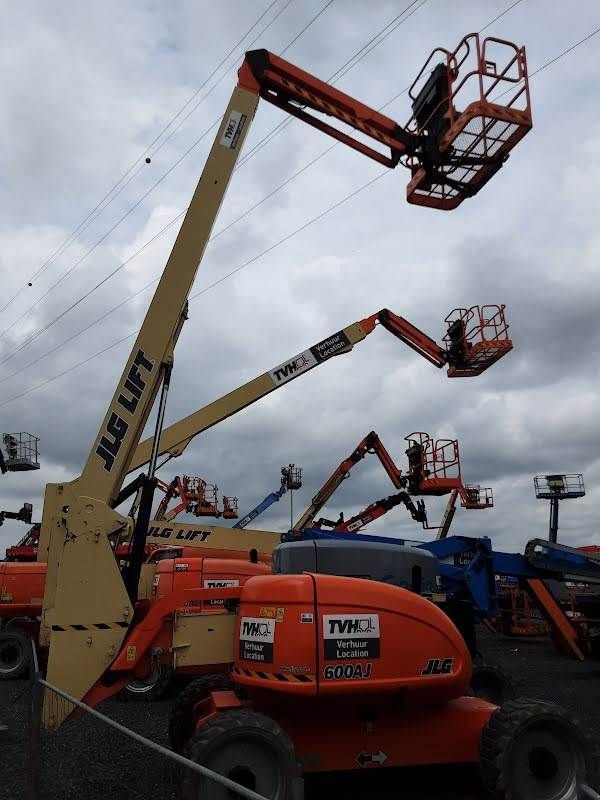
234 485 287 529
290 529 600 621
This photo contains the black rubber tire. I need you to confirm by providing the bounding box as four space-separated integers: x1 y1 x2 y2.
470 662 516 705
168 672 233 753
180 709 297 800
118 664 172 702
4 616 33 632
0 630 30 680
480 698 595 800
587 629 600 661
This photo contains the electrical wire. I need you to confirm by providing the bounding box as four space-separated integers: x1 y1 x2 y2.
237 0 427 168
0 0 284 316
0 0 423 367
0 169 390 408
3 8 592 391
494 22 600 101
0 140 348 385
235 0 526 168
1 0 542 396
0 0 534 381
0 0 296 342
0 0 332 357
529 24 600 76
479 0 525 32
279 0 334 56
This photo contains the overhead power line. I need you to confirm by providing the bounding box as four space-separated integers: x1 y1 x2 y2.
237 0 427 167
479 0 525 32
0 0 424 367
0 0 332 353
0 0 287 318
7 0 571 406
0 0 538 384
0 168 390 408
0 13 600 408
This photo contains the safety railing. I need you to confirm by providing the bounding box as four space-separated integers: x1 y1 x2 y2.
461 484 494 509
2 432 40 471
444 304 512 377
405 432 461 481
404 33 532 209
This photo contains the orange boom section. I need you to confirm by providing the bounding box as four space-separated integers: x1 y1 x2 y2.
237 33 532 210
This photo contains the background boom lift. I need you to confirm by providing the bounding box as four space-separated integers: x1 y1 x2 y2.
0 433 40 474
0 503 33 529
293 430 491 534
313 478 493 537
234 465 302 529
2 304 509 563
38 36 532 728
294 430 422 532
234 484 286 530
124 303 505 557
153 475 238 523
129 304 513 474
314 492 427 535
434 485 494 539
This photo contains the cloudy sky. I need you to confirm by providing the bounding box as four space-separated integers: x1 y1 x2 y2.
1 0 599 559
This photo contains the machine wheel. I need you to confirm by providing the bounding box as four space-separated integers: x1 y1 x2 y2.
0 630 30 680
4 616 32 631
118 664 172 701
168 673 233 753
180 709 297 800
480 699 595 800
470 662 516 705
587 629 600 660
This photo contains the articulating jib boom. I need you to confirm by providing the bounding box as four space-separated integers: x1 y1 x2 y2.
293 429 491 533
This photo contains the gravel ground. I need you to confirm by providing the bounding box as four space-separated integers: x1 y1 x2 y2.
1 629 598 800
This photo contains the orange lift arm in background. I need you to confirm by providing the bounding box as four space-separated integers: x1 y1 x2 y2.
297 429 494 533
434 484 494 539
315 491 427 535
294 431 413 531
